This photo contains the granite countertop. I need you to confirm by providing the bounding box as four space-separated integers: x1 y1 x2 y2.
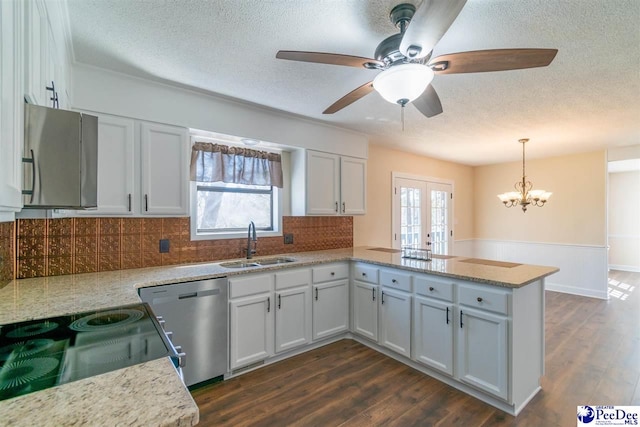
0 246 558 426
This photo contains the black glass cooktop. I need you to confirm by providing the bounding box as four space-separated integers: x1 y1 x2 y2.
0 303 175 402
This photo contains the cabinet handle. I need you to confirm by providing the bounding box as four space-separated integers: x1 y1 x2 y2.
342 202 345 213
335 202 338 212
267 297 270 313
477 297 483 302
460 310 464 328
144 194 149 211
392 279 397 284
331 272 335 276
315 288 318 301
429 286 434 291
381 291 385 305
372 288 376 301
127 193 132 212
21 149 36 203
446 307 449 324
362 272 366 277
278 294 281 309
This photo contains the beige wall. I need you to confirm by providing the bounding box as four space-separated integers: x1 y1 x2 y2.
608 170 640 269
474 150 607 246
353 143 474 247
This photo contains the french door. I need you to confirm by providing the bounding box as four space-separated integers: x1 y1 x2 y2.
394 177 453 255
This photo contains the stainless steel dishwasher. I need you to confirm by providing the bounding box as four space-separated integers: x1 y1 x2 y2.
139 277 228 387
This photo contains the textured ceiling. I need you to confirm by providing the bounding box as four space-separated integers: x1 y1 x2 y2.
65 0 640 165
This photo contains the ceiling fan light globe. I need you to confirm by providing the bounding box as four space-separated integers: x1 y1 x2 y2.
373 64 434 104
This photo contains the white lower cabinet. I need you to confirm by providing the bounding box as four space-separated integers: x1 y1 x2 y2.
312 280 349 340
229 293 274 370
457 306 509 400
379 287 412 358
312 262 350 340
352 281 378 341
413 296 454 375
275 268 312 353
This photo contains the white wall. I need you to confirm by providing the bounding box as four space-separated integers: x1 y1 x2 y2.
608 170 640 272
71 64 368 159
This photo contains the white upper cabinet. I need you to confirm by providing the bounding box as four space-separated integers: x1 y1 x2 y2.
23 0 68 109
340 156 366 215
292 149 367 216
0 0 24 220
306 151 340 215
80 115 136 215
140 122 189 215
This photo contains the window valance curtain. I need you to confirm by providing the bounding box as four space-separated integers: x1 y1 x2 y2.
190 142 283 188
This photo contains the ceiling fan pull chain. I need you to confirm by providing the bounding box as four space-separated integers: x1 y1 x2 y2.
401 103 405 131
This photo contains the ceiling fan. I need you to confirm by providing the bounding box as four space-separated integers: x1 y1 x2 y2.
276 1 558 119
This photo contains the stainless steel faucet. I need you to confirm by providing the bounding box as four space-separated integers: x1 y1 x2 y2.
246 221 257 259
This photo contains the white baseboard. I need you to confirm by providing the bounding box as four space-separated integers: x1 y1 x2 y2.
609 264 640 273
471 239 608 300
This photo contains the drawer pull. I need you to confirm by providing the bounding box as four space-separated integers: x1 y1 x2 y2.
362 272 366 277
331 272 335 276
429 286 435 291
477 297 483 302
392 279 397 283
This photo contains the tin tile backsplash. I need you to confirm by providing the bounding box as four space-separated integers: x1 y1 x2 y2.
11 216 352 279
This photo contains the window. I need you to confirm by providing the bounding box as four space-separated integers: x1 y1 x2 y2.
195 182 278 233
189 137 283 240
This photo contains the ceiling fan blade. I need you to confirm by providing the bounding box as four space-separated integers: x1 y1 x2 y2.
413 85 443 118
399 0 467 60
276 51 383 68
323 81 375 114
429 49 558 74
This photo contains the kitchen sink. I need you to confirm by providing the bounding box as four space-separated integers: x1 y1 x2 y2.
220 261 260 268
254 257 296 265
220 257 296 268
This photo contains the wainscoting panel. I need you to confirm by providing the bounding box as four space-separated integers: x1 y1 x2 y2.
472 239 608 299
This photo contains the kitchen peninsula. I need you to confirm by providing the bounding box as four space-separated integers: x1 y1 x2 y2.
0 247 558 425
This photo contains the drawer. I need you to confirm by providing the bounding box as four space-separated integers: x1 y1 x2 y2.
229 273 273 299
414 275 454 302
352 263 379 284
379 269 412 292
275 268 311 290
312 263 349 283
458 284 510 315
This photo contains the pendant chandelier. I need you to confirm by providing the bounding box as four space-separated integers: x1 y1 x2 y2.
497 138 552 212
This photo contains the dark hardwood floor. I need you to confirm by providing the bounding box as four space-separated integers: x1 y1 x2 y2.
191 270 640 426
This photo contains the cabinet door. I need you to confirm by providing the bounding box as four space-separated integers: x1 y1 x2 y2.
352 281 378 341
140 122 188 215
23 0 47 106
306 150 340 215
413 296 453 375
77 115 135 215
312 280 349 340
379 288 411 358
340 156 366 215
229 294 274 370
457 306 508 400
0 0 24 218
275 286 311 353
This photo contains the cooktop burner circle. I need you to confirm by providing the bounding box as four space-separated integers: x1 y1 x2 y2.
0 339 55 362
0 357 60 391
69 309 144 332
6 321 59 339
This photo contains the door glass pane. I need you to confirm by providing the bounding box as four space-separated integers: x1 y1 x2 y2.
430 190 449 255
401 186 421 248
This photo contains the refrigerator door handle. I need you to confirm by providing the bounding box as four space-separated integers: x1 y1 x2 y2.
22 149 36 204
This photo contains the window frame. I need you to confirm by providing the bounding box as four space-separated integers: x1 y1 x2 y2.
189 136 283 241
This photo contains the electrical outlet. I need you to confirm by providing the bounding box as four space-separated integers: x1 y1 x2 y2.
284 233 294 244
159 239 170 253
